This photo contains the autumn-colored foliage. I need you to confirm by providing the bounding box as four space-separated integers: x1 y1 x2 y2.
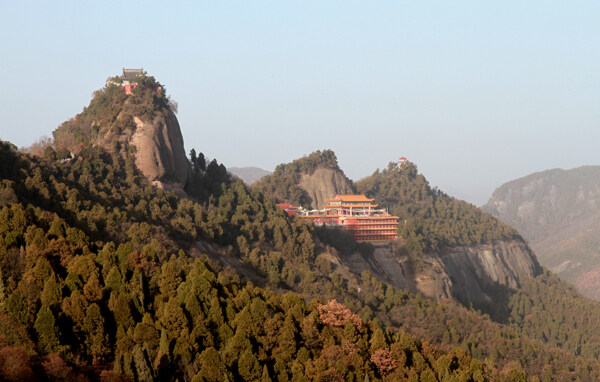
317 299 363 332
370 348 398 376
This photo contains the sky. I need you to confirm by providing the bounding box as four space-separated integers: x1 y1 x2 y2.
1 1 599 205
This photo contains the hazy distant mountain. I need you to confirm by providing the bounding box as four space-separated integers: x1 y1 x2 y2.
228 166 271 184
483 166 600 299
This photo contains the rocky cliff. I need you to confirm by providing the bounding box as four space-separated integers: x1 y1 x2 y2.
331 239 541 306
299 167 354 209
129 113 189 195
252 150 354 209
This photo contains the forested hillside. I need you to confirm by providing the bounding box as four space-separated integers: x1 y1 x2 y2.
253 150 353 208
5 74 600 380
355 161 520 253
5 140 600 380
0 141 498 380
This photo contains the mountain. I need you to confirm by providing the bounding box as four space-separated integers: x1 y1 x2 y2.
51 72 190 195
0 140 497 380
483 166 600 299
352 161 542 311
6 72 600 379
257 154 542 310
228 166 271 184
253 150 354 209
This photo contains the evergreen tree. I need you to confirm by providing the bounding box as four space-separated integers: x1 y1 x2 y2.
34 306 61 354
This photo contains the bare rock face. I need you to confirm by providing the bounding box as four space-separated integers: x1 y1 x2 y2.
432 240 542 304
331 239 541 306
129 112 190 196
299 167 354 209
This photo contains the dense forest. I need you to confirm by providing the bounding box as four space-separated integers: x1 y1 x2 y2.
5 138 600 380
0 141 499 380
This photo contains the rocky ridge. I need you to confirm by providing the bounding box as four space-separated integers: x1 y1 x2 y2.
258 153 542 309
51 74 191 196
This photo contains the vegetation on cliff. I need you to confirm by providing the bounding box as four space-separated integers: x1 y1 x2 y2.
355 161 520 252
51 73 173 153
253 149 349 207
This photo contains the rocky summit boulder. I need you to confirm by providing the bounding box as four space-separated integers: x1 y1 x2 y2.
130 113 189 195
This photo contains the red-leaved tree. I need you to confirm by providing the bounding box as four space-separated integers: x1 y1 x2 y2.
370 348 398 376
317 299 363 332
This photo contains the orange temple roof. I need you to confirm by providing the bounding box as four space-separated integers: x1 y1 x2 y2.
327 194 375 203
276 203 299 209
322 204 379 209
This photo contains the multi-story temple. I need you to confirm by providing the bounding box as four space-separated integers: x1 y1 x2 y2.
298 194 399 242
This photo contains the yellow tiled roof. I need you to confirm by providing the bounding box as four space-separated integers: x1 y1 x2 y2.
327 194 375 202
322 204 379 209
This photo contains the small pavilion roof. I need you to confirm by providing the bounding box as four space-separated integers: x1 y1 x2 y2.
122 68 144 80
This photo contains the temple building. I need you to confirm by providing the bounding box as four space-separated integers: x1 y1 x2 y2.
297 194 399 242
106 68 144 94
276 203 300 217
120 68 144 94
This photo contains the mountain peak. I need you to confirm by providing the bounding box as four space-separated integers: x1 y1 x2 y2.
254 149 354 209
51 71 190 195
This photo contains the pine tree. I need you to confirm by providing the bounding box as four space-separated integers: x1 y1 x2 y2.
260 364 273 382
34 306 61 354
194 347 226 381
82 303 108 361
40 276 62 309
237 349 261 381
83 272 102 302
132 344 155 381
0 269 6 313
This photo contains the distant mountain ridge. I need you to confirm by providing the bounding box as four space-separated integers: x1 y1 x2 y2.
483 166 600 299
228 166 271 184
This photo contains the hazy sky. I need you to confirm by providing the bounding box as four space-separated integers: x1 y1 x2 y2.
1 1 599 205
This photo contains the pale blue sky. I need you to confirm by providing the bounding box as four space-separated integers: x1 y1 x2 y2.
1 1 599 205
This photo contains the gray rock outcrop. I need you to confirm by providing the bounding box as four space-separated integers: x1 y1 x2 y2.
331 239 541 305
130 113 190 195
299 167 354 209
